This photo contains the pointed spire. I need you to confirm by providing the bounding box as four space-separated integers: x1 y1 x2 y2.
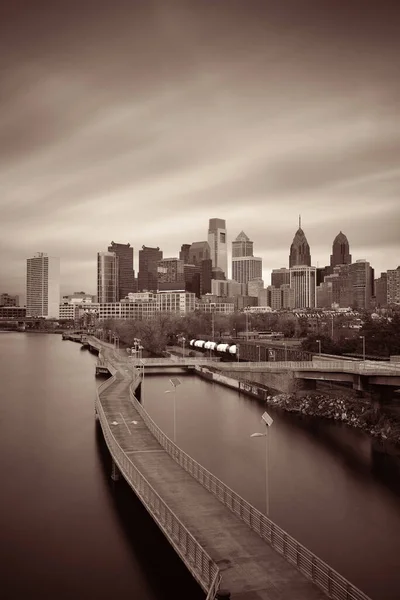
299 214 301 229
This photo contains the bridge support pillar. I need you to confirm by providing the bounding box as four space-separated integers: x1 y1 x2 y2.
111 459 121 482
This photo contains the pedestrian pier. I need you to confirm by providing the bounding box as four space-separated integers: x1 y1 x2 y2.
90 338 371 600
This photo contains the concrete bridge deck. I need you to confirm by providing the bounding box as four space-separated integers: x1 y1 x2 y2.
93 339 370 600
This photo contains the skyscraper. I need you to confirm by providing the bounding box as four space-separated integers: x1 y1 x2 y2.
138 246 163 292
232 231 262 284
179 244 191 264
208 218 228 277
232 231 253 257
289 217 311 267
330 232 351 268
188 241 211 265
271 268 290 288
349 260 372 310
97 251 118 303
289 266 316 308
387 266 400 305
375 272 388 307
108 241 135 301
26 252 60 318
157 258 185 291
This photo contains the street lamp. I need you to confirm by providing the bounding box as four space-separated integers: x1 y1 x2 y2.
360 335 366 362
250 410 274 517
140 359 145 405
256 345 261 362
316 339 321 355
182 336 186 358
164 377 181 442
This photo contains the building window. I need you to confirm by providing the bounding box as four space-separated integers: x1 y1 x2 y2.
220 232 225 243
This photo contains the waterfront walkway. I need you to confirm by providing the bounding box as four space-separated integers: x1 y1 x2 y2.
94 341 370 600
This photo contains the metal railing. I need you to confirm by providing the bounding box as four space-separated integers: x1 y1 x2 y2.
96 366 221 597
222 360 400 376
131 357 219 366
128 376 371 600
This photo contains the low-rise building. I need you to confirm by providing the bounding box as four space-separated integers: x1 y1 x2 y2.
157 291 196 314
0 293 19 307
0 306 26 319
196 301 235 314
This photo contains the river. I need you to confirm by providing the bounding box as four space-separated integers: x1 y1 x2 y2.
0 333 204 600
1 333 399 600
141 372 400 600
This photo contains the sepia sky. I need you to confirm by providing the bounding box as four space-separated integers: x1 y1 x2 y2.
1 0 400 298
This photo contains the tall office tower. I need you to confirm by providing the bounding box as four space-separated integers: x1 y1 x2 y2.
349 260 372 310
289 265 316 309
375 272 388 307
289 217 311 267
188 241 211 265
330 232 351 269
271 268 290 288
232 231 253 257
108 241 135 301
97 251 118 303
232 256 262 284
138 246 163 292
208 218 228 277
179 244 191 264
157 258 185 291
200 259 212 295
26 252 60 318
231 231 262 285
387 266 400 305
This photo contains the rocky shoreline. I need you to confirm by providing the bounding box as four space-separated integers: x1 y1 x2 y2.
266 390 400 445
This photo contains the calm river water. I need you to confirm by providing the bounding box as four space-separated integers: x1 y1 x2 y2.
1 333 399 600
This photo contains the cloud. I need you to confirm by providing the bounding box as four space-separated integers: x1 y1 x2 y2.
0 0 399 295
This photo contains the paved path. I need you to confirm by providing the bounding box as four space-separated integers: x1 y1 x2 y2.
97 343 330 600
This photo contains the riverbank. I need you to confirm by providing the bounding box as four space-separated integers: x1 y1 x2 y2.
266 390 400 445
196 365 400 447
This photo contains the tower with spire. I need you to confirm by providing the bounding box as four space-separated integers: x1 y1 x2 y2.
330 231 351 268
289 215 311 267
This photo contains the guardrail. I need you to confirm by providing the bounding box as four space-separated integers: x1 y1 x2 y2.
128 375 371 600
131 357 219 366
95 361 221 597
224 360 400 375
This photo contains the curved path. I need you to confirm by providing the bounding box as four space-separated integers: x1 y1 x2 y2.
94 340 370 600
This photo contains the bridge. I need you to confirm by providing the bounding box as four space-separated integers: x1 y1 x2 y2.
87 337 371 600
217 360 400 399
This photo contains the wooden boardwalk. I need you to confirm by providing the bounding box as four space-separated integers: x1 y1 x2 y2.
97 345 335 600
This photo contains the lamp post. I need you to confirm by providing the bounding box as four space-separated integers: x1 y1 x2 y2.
316 339 321 355
250 410 274 517
140 359 145 405
182 336 186 358
256 345 261 362
360 335 366 362
164 377 181 442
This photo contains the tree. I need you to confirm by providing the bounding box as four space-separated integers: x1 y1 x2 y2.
301 334 343 355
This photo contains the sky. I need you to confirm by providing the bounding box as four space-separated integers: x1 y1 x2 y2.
1 0 399 299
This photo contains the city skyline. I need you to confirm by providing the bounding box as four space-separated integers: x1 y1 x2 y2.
1 1 400 295
2 221 399 299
